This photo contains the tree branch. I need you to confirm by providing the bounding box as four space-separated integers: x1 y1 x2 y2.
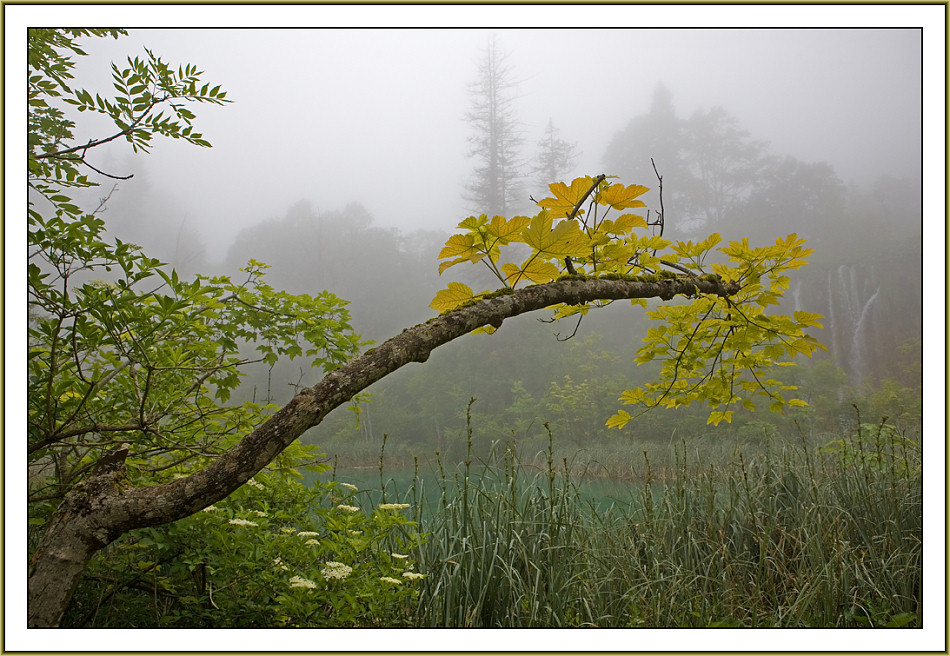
105 274 740 531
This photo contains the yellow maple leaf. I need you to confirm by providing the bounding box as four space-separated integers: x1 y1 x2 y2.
501 258 560 286
553 303 591 320
538 177 598 218
521 213 588 258
611 213 648 232
486 215 531 244
438 233 477 260
429 281 474 312
597 183 649 210
606 409 631 430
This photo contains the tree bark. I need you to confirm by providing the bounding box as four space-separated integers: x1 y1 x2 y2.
27 274 737 627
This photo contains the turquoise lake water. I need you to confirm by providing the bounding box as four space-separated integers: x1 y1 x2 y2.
306 464 656 520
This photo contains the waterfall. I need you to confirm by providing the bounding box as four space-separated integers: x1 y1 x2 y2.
849 287 879 388
792 279 803 313
828 264 878 387
827 272 839 357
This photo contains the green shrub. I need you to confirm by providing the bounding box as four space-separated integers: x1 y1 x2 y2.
62 447 425 628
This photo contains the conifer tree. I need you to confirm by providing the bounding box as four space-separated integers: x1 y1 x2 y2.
464 35 525 217
532 118 580 200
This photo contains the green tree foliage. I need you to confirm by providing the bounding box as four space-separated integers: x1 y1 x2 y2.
29 28 228 220
26 28 420 629
27 29 363 502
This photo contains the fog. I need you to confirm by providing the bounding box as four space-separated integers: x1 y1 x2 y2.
63 21 923 260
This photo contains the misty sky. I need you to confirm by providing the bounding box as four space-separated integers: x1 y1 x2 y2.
49 15 926 260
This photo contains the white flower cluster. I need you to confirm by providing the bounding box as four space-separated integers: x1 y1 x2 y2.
338 483 358 492
228 518 258 527
289 575 317 589
335 504 359 513
378 503 410 511
321 561 353 580
379 576 402 585
252 510 267 517
304 539 319 546
273 558 289 571
296 531 319 537
391 553 408 560
245 478 265 490
402 572 425 581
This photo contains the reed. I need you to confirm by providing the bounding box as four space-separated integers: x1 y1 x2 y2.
394 414 921 627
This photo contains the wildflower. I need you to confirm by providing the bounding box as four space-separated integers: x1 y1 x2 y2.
246 478 265 490
378 503 410 511
379 576 402 585
321 561 353 580
391 553 409 560
402 572 425 581
201 505 218 512
296 531 319 537
280 527 296 534
289 575 317 589
273 558 289 571
228 518 258 527
338 483 358 492
336 504 360 513
304 539 319 546
252 510 267 517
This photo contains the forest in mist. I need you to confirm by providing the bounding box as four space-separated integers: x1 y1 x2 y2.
91 78 922 466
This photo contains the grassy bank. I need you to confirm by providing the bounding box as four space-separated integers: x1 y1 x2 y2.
330 416 922 628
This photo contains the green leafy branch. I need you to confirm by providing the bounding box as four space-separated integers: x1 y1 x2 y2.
28 214 365 500
28 29 230 222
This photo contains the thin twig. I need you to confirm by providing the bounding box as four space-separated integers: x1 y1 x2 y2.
34 95 169 160
650 158 665 239
93 184 120 214
567 174 606 221
555 314 584 342
80 158 133 181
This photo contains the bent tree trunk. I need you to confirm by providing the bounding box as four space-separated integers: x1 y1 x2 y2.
28 275 738 627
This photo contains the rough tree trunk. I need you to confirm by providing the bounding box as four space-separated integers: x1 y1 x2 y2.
27 274 738 627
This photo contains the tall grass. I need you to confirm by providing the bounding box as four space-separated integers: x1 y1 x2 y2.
390 411 921 628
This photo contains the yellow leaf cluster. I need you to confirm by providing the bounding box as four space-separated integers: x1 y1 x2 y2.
429 175 824 432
